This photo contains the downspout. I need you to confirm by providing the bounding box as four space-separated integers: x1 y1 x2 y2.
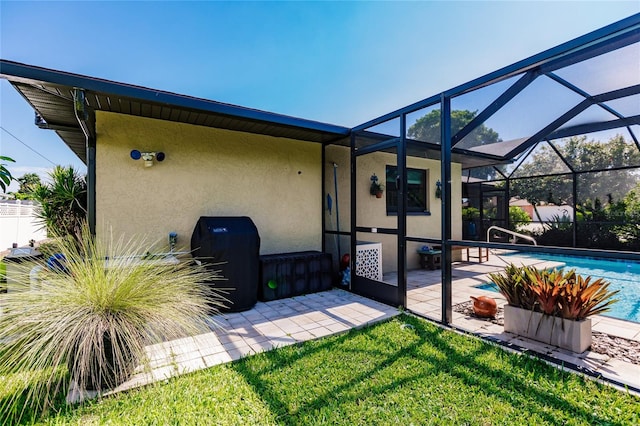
73 88 96 235
321 143 326 253
349 132 357 292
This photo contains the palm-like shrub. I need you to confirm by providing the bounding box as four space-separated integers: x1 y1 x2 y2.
558 273 619 320
525 267 564 315
32 165 87 241
0 224 226 423
0 155 15 192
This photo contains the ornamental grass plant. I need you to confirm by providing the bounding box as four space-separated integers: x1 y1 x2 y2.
0 224 226 424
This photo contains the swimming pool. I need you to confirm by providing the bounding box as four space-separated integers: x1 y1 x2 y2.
478 253 640 323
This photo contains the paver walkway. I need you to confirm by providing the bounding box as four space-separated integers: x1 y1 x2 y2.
112 289 399 393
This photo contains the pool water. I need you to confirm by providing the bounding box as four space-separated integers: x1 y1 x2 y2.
478 253 640 323
476 282 500 292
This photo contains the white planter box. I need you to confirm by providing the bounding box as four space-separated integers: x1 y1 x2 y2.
503 305 592 353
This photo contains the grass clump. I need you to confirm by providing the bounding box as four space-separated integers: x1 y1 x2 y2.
11 314 639 425
0 224 226 424
0 259 6 292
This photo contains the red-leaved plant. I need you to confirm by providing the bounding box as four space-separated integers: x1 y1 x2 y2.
525 268 564 316
558 272 619 320
490 264 619 321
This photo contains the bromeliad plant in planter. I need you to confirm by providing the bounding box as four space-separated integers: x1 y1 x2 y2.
489 264 618 353
0 223 227 424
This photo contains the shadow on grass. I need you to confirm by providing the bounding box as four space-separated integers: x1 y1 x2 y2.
233 314 637 425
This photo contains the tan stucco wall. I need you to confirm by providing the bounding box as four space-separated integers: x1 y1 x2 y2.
324 145 351 233
95 111 462 270
324 146 462 272
95 112 322 255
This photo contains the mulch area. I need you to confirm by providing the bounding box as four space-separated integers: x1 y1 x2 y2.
453 301 640 365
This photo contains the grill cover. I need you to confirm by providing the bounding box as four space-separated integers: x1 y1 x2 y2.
191 216 260 312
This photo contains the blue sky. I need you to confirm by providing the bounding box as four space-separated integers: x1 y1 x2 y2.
1 1 638 191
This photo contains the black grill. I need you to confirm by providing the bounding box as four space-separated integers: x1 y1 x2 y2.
191 216 260 312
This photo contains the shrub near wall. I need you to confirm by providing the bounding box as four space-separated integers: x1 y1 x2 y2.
0 224 226 424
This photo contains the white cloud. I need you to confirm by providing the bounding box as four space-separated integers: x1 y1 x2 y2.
11 166 53 177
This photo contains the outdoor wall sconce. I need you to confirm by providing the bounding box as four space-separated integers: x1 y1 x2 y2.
130 150 165 167
435 180 442 199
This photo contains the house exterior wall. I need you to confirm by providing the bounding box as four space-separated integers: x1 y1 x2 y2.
95 111 322 255
324 145 462 272
95 111 462 268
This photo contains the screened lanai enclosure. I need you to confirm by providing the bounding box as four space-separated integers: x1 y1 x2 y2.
322 14 640 325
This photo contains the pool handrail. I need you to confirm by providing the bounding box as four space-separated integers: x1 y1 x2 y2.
486 226 537 246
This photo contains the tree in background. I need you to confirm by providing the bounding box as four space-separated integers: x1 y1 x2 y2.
617 182 640 243
407 109 501 146
600 181 640 248
0 156 15 193
511 135 640 206
407 109 502 180
11 172 42 200
508 206 531 232
32 166 87 241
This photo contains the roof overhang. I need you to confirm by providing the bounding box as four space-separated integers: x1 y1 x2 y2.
0 60 351 163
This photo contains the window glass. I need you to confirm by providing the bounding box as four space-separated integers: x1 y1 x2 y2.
386 165 428 214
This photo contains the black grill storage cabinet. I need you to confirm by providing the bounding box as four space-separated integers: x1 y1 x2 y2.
191 216 260 312
259 251 332 302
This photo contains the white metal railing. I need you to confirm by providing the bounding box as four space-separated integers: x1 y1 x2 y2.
486 225 537 245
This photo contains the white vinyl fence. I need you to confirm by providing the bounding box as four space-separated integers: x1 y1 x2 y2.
0 200 47 250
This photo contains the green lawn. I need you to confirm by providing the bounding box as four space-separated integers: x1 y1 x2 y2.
6 314 640 425
0 260 6 292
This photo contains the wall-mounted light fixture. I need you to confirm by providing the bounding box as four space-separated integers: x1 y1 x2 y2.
435 180 442 199
130 150 165 167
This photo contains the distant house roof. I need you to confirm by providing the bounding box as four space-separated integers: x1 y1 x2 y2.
0 60 351 162
510 198 533 207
